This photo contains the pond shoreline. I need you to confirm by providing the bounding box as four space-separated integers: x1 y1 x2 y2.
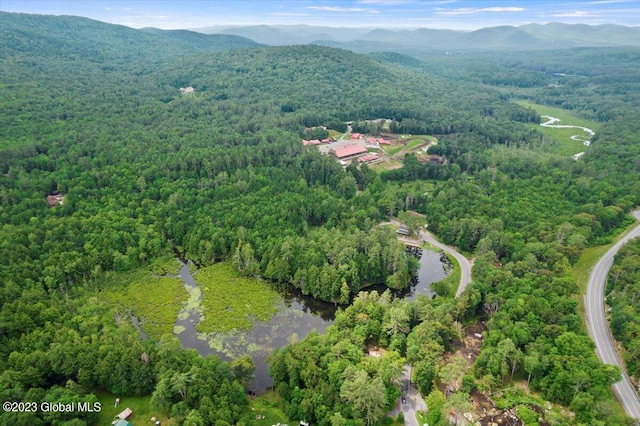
169 249 449 393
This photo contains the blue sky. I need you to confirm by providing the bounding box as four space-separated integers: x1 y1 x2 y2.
2 1 639 30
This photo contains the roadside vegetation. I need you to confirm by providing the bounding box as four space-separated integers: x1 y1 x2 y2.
606 237 640 380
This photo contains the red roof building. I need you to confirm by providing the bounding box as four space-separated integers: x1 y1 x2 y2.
332 145 368 159
358 153 380 163
350 133 362 140
46 194 64 207
378 138 391 145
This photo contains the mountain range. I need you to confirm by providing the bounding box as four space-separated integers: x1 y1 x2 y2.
196 22 640 52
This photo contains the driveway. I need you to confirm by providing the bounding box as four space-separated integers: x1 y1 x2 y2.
387 365 427 426
387 218 473 298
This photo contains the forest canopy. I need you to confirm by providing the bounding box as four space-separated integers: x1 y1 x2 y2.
1 11 639 426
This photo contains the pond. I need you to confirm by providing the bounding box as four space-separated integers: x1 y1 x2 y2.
174 248 449 393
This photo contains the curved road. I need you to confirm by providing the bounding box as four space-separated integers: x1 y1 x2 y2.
388 218 473 298
419 229 472 298
585 210 640 420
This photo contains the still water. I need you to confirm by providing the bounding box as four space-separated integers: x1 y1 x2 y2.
174 249 449 392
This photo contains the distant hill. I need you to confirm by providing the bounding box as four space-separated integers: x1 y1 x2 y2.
196 22 640 52
0 11 262 63
520 22 640 47
201 24 373 45
141 28 262 50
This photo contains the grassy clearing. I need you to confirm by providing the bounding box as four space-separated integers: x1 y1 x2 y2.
240 391 290 424
100 269 187 338
406 139 426 150
96 391 168 426
515 100 600 156
371 158 404 171
516 101 600 130
387 145 404 156
196 262 280 333
532 126 589 156
327 129 342 139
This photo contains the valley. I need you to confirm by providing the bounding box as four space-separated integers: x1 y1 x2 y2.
1 9 640 426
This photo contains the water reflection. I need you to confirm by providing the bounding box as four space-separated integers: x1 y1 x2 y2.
173 248 448 392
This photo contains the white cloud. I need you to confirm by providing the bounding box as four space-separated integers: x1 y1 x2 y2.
308 6 368 12
585 0 634 3
436 7 526 15
268 13 312 17
307 6 380 14
357 0 415 4
550 10 595 17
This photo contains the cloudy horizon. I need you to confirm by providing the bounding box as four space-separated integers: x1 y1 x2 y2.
2 0 639 31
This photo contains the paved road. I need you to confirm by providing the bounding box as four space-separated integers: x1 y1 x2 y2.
585 210 640 420
418 229 473 298
388 218 473 298
387 365 427 426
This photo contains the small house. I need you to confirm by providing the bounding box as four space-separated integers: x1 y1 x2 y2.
117 407 132 420
46 194 64 207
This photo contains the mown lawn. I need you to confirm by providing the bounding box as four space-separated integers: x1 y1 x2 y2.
240 391 291 425
371 158 404 171
196 262 280 333
95 391 168 426
327 129 343 139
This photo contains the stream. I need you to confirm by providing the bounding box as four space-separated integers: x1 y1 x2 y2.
171 249 449 393
540 115 595 159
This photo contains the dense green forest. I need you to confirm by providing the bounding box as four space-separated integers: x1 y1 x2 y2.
1 11 640 426
607 238 640 380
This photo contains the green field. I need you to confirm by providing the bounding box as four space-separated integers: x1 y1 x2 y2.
516 100 600 156
387 145 404 156
327 129 343 139
196 262 280 333
406 139 426 150
96 391 168 426
100 269 188 338
240 391 291 425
